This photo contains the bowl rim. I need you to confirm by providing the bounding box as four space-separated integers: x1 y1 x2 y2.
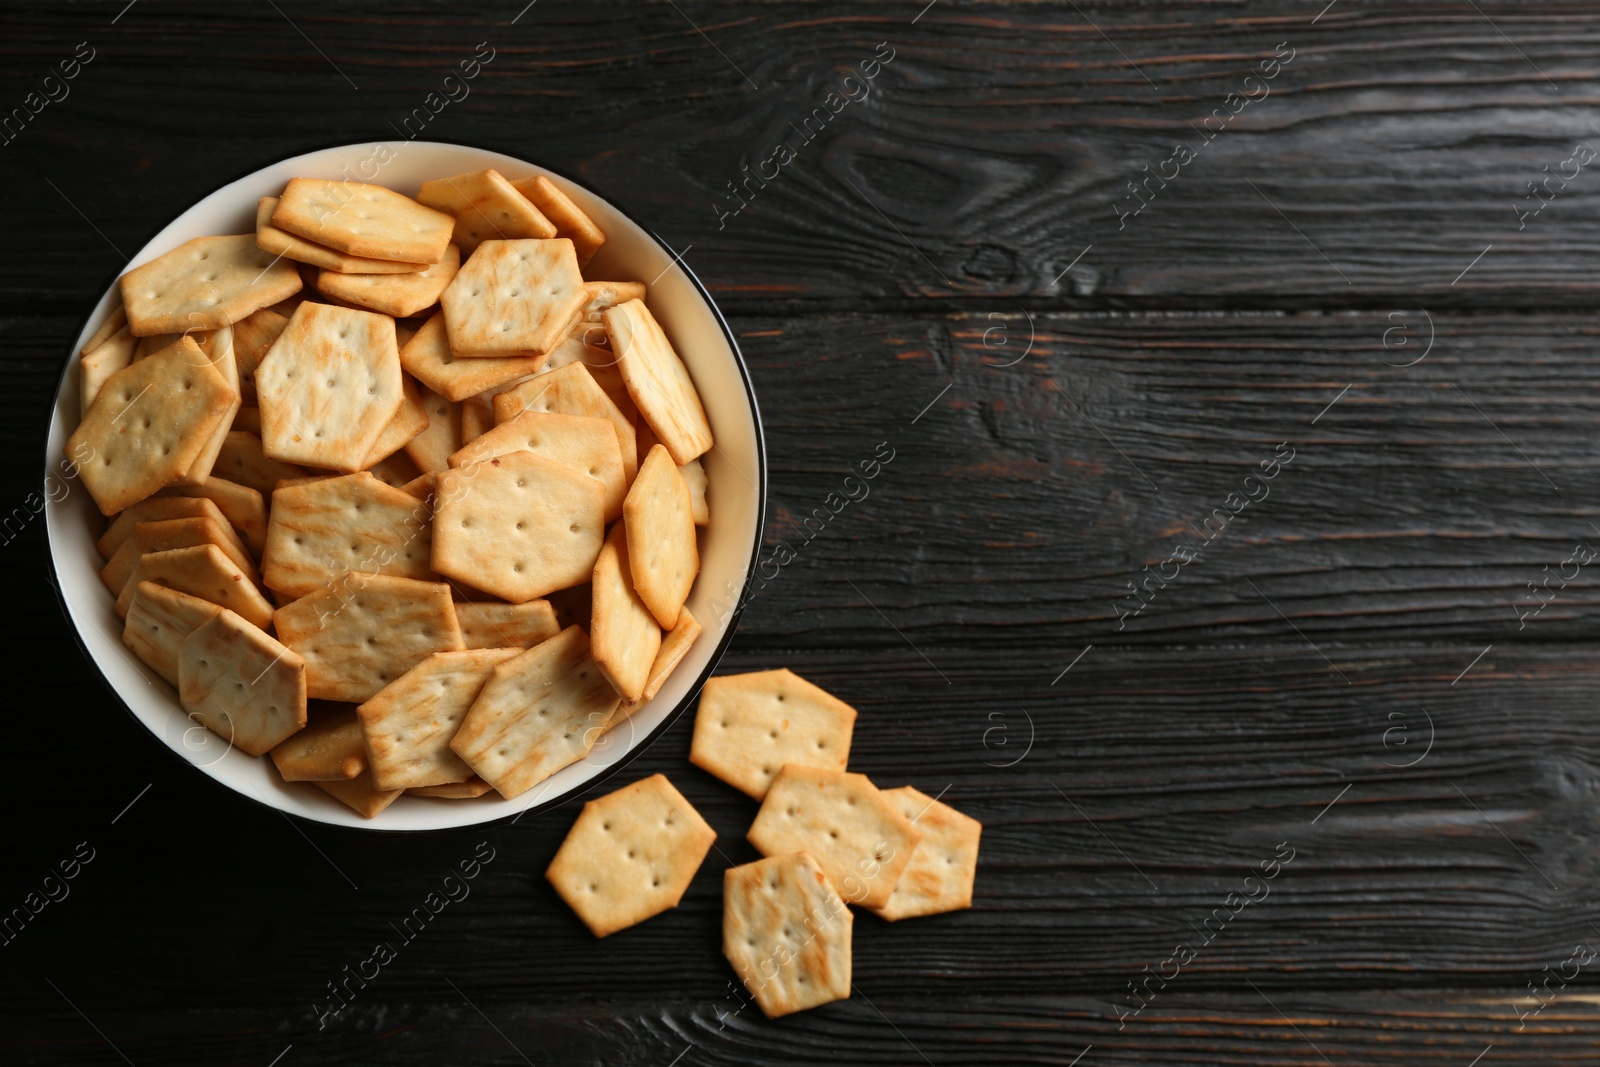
41 138 767 833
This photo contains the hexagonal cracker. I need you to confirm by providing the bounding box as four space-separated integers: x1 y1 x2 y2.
689 669 857 799
867 786 983 922
118 234 302 337
439 238 586 358
723 851 853 1018
178 608 307 757
261 471 436 598
545 773 716 937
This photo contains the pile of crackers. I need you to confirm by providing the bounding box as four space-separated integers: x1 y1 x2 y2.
68 168 714 817
543 669 982 1017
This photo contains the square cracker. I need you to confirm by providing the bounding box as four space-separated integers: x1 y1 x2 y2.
690 669 857 799
618 607 701 718
590 522 660 703
403 383 461 472
215 430 306 495
399 311 551 402
315 767 404 819
361 375 431 467
273 574 464 703
315 244 460 318
357 647 521 790
747 766 922 910
255 302 404 471
868 787 982 922
511 175 606 266
723 851 853 1018
67 335 239 515
624 444 699 629
454 598 560 650
113 543 275 629
492 362 638 484
407 777 493 798
262 471 435 597
178 608 307 757
97 494 241 561
159 477 269 557
119 235 303 337
450 625 622 799
448 410 625 522
269 702 366 781
100 514 258 597
431 451 605 603
123 581 223 687
272 178 454 264
546 773 715 937
440 238 585 357
80 324 136 417
603 299 713 464
255 196 424 274
417 168 557 255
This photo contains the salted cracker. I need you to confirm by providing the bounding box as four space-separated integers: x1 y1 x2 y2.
449 626 622 799
623 444 698 629
113 543 274 629
399 311 550 402
357 647 521 790
231 306 290 399
689 669 857 799
178 608 307 757
79 324 136 417
546 773 715 937
448 410 625 521
100 514 257 597
269 703 367 782
122 581 223 687
255 302 404 471
262 471 435 597
454 598 560 650
747 765 922 910
723 852 853 1018
439 238 585 357
603 299 712 464
255 196 424 274
215 431 307 495
159 477 268 556
417 168 557 255
590 522 660 703
492 362 638 484
177 325 243 487
272 178 454 264
316 244 460 318
315 768 404 819
403 383 461 472
868 787 982 921
579 280 645 321
618 607 701 718
273 574 464 703
361 375 431 467
511 175 606 266
81 301 127 356
119 234 302 337
96 494 241 561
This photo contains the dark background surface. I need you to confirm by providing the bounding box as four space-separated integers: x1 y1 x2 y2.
4 1 1600 1063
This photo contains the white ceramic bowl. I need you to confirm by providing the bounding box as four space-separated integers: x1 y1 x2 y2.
43 142 766 830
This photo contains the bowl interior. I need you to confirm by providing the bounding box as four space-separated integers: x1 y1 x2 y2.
43 141 763 830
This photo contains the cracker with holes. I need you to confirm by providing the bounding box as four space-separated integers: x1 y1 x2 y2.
511 175 606 266
531 329 632 410
255 302 403 471
690 669 857 799
431 451 605 603
868 787 982 921
624 444 698 628
492 362 638 484
101 514 257 597
119 235 302 336
546 773 715 937
454 598 560 650
261 471 436 597
272 178 454 264
231 307 290 396
316 244 460 318
450 626 622 798
123 582 223 687
747 766 922 910
618 607 701 718
255 196 423 274
590 522 660 702
404 384 461 472
358 647 520 790
269 703 367 782
273 574 463 703
80 324 136 417
449 410 625 521
440 238 585 357
723 851 853 1018
399 311 551 402
68 336 239 515
179 325 243 486
418 168 557 255
178 608 307 757
215 430 306 495
114 543 274 628
603 299 712 464
362 376 430 467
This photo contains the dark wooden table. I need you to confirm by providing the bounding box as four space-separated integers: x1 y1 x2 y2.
5 2 1600 1063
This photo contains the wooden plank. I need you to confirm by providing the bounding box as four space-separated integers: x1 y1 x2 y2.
4 3 1600 312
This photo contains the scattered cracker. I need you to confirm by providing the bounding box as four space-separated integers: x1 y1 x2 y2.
403 383 461 472
361 375 431 467
272 178 454 264
316 244 460 318
178 608 307 757
546 773 715 937
723 851 853 1017
160 477 268 556
604 299 712 465
690 669 857 799
315 767 404 819
120 235 302 337
618 607 702 718
492 362 638 485
449 625 622 798
406 777 494 798
454 598 560 650
68 336 238 515
358 647 521 790
113 543 274 628
269 702 366 782
123 581 223 687
101 514 257 598
256 302 404 471
590 522 660 703
868 787 982 921
440 238 585 357
80 323 136 417
418 168 557 255
747 765 922 910
254 196 424 274
273 574 464 703
431 451 606 603
215 430 306 495
262 471 435 597
449 410 625 522
624 444 698 628
511 175 606 266
399 310 551 402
